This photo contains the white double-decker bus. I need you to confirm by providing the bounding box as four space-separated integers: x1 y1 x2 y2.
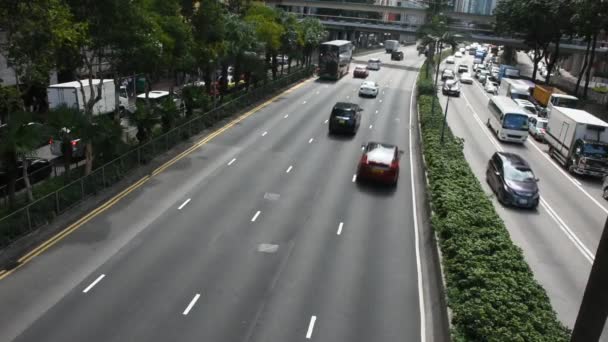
486 96 530 143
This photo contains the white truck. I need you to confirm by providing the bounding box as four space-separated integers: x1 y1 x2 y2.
48 79 128 157
499 78 531 102
384 40 399 53
545 106 608 177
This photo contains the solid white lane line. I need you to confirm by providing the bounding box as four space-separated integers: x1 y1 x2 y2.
227 158 237 166
83 274 105 293
369 125 373 129
177 198 191 210
337 222 344 235
306 315 317 339
410 67 427 342
262 131 268 137
352 174 357 182
308 138 314 144
182 293 201 315
286 165 293 173
284 114 289 118
324 119 328 124
251 210 261 222
540 198 595 263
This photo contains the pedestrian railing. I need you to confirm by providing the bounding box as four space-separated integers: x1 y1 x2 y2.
0 66 314 248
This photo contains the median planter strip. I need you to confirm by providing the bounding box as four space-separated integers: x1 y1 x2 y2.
416 62 570 341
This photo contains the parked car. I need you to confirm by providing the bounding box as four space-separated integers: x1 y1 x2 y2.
460 72 473 84
357 141 402 186
458 64 469 73
0 157 52 190
391 50 404 61
328 102 362 135
484 81 499 95
446 56 456 64
50 127 85 158
353 65 369 78
359 81 379 98
441 69 455 81
367 58 381 70
528 116 548 141
442 79 461 97
486 152 539 209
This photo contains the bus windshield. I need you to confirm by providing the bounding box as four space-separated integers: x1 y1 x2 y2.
502 113 528 131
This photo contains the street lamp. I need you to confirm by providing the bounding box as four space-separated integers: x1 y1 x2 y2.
440 91 450 144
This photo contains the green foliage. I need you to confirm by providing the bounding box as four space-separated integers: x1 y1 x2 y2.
416 62 571 341
592 86 608 94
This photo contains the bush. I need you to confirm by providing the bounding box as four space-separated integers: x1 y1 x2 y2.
418 79 436 96
417 63 570 341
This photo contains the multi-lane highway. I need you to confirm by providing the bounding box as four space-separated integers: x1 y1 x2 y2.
438 51 608 340
0 46 445 341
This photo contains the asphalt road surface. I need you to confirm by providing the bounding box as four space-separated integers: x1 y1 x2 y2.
438 51 608 340
0 46 440 342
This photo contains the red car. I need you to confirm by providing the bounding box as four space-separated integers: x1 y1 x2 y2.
353 66 369 78
357 142 402 186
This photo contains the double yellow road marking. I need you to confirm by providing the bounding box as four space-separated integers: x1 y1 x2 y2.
0 77 313 281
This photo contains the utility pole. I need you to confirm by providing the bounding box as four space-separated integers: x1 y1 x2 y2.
570 216 608 342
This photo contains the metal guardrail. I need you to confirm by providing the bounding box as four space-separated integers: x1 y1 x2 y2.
0 67 315 248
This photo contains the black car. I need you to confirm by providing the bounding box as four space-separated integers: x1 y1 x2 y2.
486 152 539 209
0 157 52 190
391 50 404 61
328 102 362 135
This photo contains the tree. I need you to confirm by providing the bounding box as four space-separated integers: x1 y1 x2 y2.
0 0 82 113
0 87 44 206
192 0 226 94
221 13 259 91
298 17 326 66
278 11 302 75
245 3 284 80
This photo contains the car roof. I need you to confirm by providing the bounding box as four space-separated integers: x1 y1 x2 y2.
497 152 531 169
361 81 376 86
443 69 454 73
333 102 359 110
369 58 380 62
137 90 170 99
513 99 535 107
355 65 366 69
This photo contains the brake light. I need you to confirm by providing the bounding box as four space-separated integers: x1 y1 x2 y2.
49 137 53 145
71 140 78 147
390 160 399 169
360 155 368 165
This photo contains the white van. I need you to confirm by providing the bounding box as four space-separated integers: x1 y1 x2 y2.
486 96 530 143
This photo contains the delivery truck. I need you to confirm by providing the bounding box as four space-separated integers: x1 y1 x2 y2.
532 84 578 115
545 106 608 177
498 65 520 83
48 79 128 157
499 78 531 101
384 40 399 53
47 79 124 115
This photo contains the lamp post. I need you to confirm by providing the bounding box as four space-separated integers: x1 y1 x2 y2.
430 37 443 116
440 92 450 144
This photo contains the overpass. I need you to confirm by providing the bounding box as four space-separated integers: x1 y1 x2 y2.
265 0 496 25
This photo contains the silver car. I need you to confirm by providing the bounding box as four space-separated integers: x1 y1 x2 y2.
528 116 548 141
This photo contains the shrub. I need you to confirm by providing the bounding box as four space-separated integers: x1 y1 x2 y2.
417 63 570 341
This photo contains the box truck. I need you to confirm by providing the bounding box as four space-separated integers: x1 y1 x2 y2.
532 84 578 115
48 79 127 157
498 65 520 83
545 106 608 177
499 78 531 101
384 40 399 53
47 79 124 115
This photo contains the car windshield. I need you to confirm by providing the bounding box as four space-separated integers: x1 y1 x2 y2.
537 120 548 129
582 143 608 158
502 113 529 131
504 164 536 182
332 109 355 118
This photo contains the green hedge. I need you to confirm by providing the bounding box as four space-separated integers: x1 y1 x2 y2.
417 63 570 341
